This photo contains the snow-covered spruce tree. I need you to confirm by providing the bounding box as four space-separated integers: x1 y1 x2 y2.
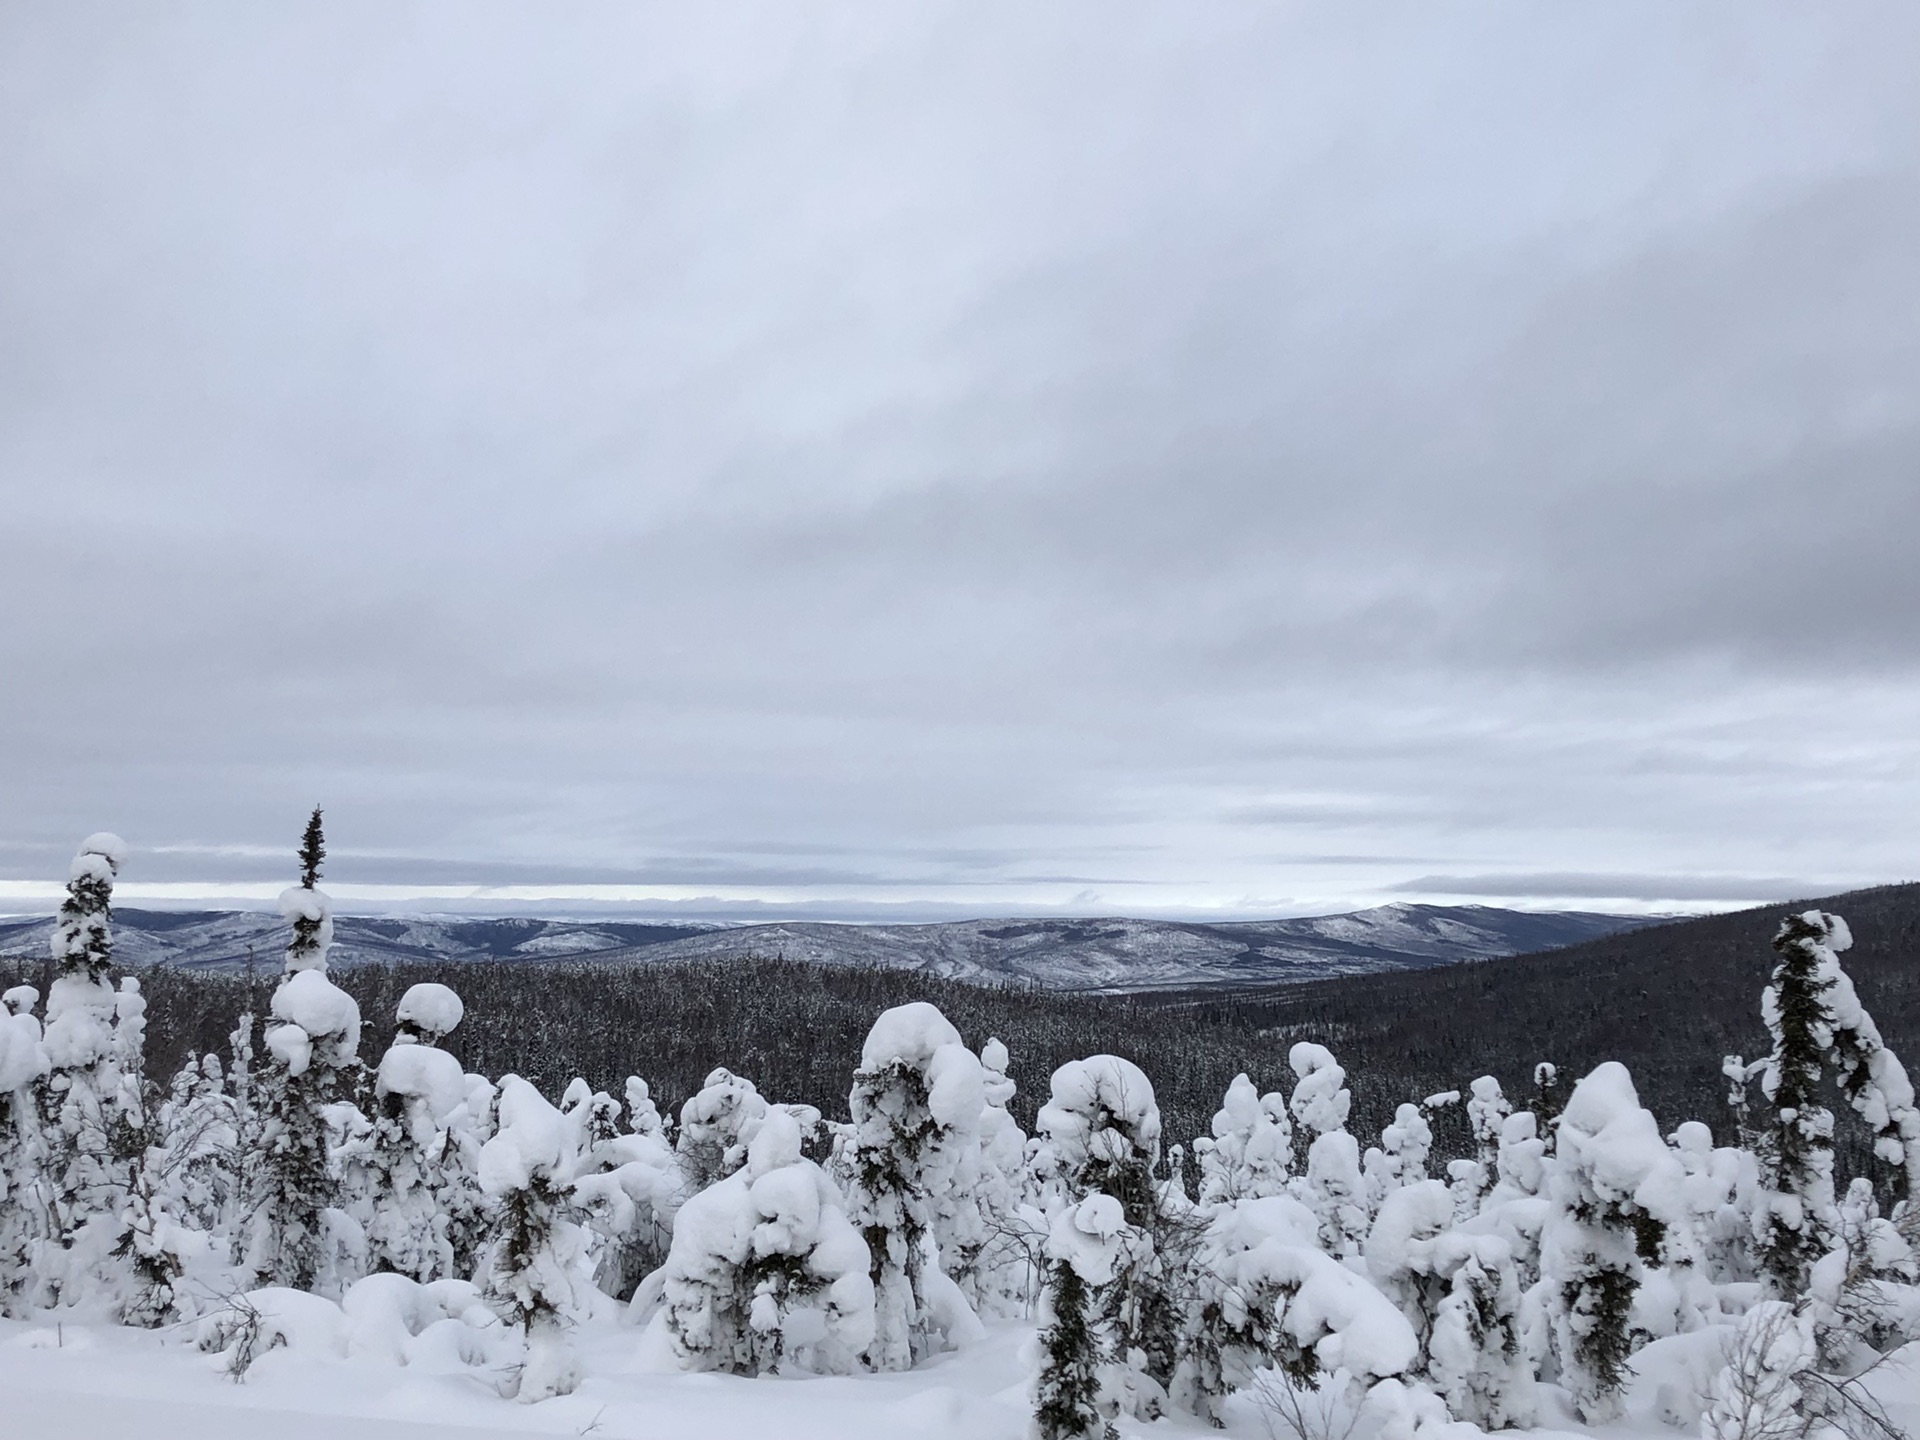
1290 1042 1366 1258
0 986 51 1312
36 833 134 1306
480 1074 586 1402
1465 1075 1511 1197
1804 1177 1917 1367
1363 1102 1434 1213
1757 910 1920 1300
113 1134 185 1327
1346 1154 1533 1427
154 1052 238 1240
220 1009 260 1262
572 1081 679 1303
1035 1192 1140 1440
246 809 365 1292
107 974 192 1327
442 1070 499 1281
626 1076 665 1138
1195 1072 1293 1206
1176 1190 1419 1427
1033 1241 1104 1439
363 984 471 1283
1541 1061 1682 1423
961 1036 1039 1316
1671 1120 1760 1286
1532 1063 1565 1150
1461 1108 1552 1327
1354 1161 1534 1427
1031 1055 1172 1432
675 1067 769 1193
660 1108 875 1376
1429 1232 1532 1429
1755 911 1843 1298
840 1001 985 1371
1364 1178 1457 1353
1639 1119 1751 1335
1490 1109 1547 1206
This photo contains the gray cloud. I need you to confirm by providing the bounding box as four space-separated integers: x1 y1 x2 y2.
2 4 1917 918
1391 874 1841 905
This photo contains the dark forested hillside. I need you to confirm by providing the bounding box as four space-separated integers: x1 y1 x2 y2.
4 882 1915 1173
1200 881 1920 1138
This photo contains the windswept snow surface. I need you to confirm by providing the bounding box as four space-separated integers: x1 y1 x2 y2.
0 904 1651 992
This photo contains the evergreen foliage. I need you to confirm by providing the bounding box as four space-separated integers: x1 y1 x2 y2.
1033 1260 1107 1440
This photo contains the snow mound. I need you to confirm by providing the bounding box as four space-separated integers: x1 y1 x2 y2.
196 1277 509 1377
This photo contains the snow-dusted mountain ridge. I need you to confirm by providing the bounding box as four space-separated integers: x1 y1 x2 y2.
0 903 1655 992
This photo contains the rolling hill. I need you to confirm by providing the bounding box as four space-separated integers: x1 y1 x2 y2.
0 902 1650 991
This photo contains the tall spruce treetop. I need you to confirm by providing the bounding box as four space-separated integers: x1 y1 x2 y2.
297 807 325 889
281 808 333 976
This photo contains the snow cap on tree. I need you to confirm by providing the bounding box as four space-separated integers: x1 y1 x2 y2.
0 1004 47 1093
1556 1061 1684 1219
394 983 463 1046
376 1042 468 1144
480 1076 579 1196
265 969 361 1077
980 1036 1014 1104
1046 1192 1133 1287
857 1001 986 1130
1036 1054 1162 1173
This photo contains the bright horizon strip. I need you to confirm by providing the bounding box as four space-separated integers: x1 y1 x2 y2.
0 878 1754 920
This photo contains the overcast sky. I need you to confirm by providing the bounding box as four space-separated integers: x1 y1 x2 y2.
2 4 1917 921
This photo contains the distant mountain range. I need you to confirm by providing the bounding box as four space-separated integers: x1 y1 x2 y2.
0 903 1660 992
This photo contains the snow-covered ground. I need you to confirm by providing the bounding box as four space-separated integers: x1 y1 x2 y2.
10 1310 1920 1440
0 1310 1031 1440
